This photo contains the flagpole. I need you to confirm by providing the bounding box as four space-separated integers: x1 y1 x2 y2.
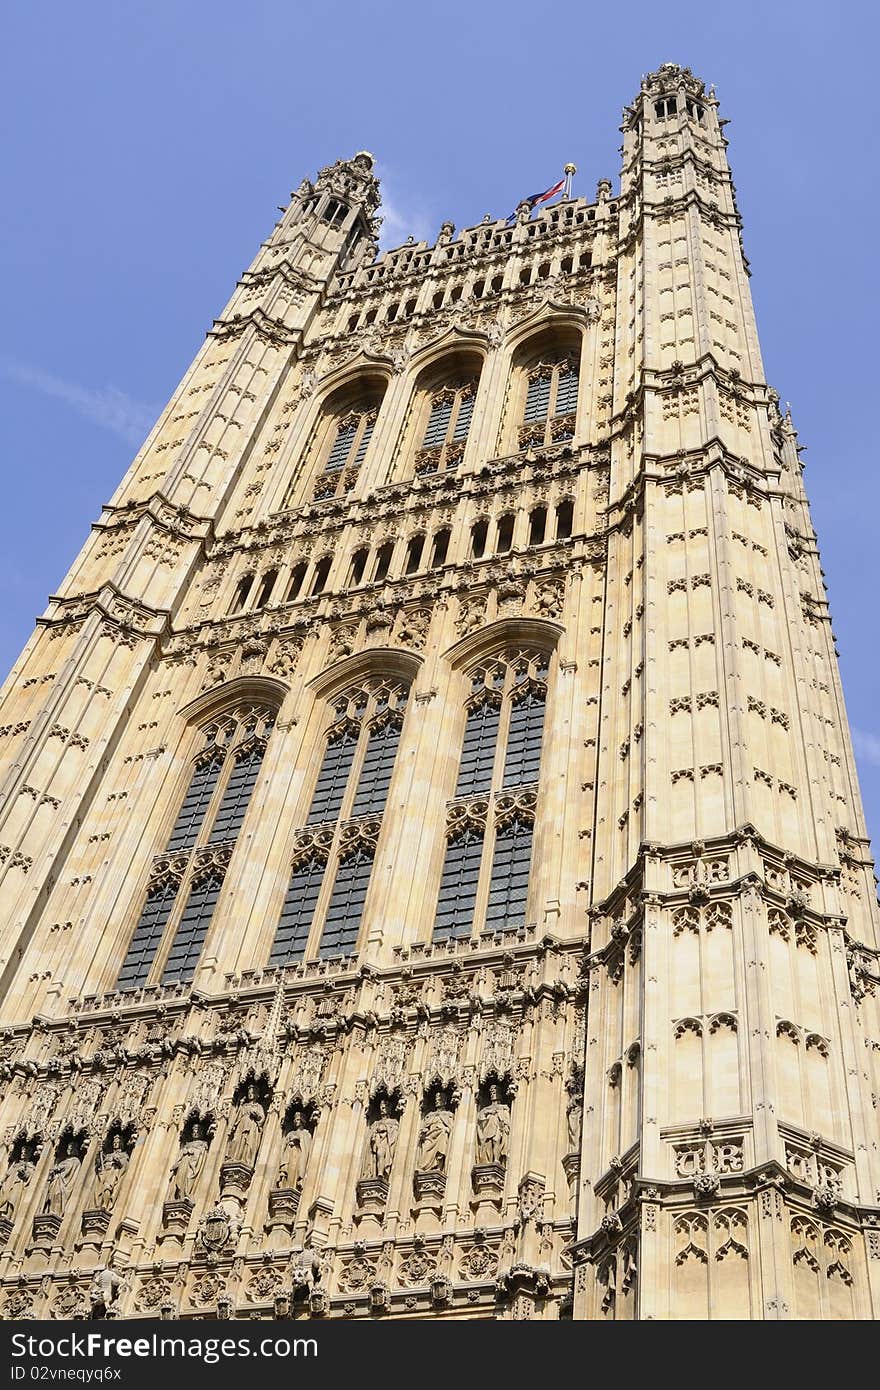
564 163 577 200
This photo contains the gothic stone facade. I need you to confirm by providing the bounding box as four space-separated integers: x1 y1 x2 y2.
0 65 877 1322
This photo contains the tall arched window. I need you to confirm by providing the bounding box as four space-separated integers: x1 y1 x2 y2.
510 331 582 453
281 376 387 509
433 652 548 941
268 678 410 966
116 702 276 990
313 405 378 498
409 354 483 477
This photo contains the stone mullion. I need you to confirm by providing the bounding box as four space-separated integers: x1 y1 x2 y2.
373 654 451 958
353 367 409 500
112 1056 190 1265
635 888 666 1321
739 883 778 1171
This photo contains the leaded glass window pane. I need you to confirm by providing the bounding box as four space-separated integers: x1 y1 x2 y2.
452 392 475 441
484 819 533 932
307 730 358 825
326 420 357 471
433 830 483 941
116 879 178 990
165 753 223 852
423 397 454 447
524 373 552 422
350 719 402 818
455 702 501 797
503 691 545 787
269 856 326 966
318 849 374 957
208 745 263 843
161 872 223 983
351 415 375 466
554 364 579 415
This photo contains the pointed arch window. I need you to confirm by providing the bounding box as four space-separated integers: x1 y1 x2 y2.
268 678 410 966
432 651 548 942
313 407 377 499
519 355 579 449
415 379 478 474
116 703 276 990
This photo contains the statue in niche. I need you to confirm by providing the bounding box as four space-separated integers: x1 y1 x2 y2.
0 1140 37 1220
276 1108 313 1190
42 1138 83 1218
93 1132 131 1212
415 1091 454 1174
475 1082 511 1167
361 1097 399 1182
168 1120 209 1203
566 1094 583 1154
224 1083 266 1170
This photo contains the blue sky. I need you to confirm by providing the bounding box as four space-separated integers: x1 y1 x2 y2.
2 1 878 848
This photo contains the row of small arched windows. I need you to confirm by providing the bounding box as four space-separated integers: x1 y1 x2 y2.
227 499 574 615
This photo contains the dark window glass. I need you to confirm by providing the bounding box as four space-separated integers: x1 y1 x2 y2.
528 507 547 547
452 392 475 441
404 535 424 575
269 855 326 966
318 849 374 957
116 879 178 990
484 818 533 932
209 745 263 843
524 374 552 422
556 499 574 540
351 718 402 817
554 365 579 415
350 548 369 586
286 562 307 601
255 569 277 609
326 420 357 471
312 556 332 595
456 701 500 797
351 416 375 467
165 753 223 852
496 514 514 554
373 542 393 583
433 831 483 941
431 529 450 568
471 519 488 558
229 575 253 614
161 872 224 983
503 690 545 787
423 397 454 447
307 730 358 824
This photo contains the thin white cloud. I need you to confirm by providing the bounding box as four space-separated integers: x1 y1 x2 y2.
852 728 880 768
2 360 156 447
375 165 434 251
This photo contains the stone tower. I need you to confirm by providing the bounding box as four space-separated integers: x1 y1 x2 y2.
0 64 876 1321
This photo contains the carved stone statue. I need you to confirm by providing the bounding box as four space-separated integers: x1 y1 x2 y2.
93 1133 130 1212
224 1084 265 1170
566 1095 583 1153
42 1140 82 1218
361 1098 398 1182
476 1084 511 1166
168 1122 208 1202
89 1265 127 1316
415 1094 454 1174
276 1110 312 1190
0 1144 35 1220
